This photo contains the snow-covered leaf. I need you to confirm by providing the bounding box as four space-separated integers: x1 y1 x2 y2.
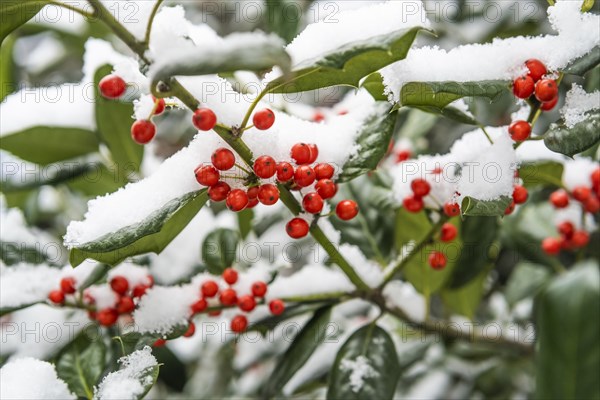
201 228 240 274
57 338 106 399
265 27 430 94
264 306 332 397
536 262 600 400
564 46 600 76
398 80 509 111
544 112 600 157
0 127 99 165
327 324 399 400
0 0 49 45
461 195 512 217
338 102 396 182
447 217 498 289
150 36 291 87
519 161 564 188
94 65 143 173
70 190 209 267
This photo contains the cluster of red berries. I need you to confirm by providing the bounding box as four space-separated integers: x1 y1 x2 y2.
542 168 600 255
47 274 154 327
195 143 359 239
402 177 461 219
509 59 559 142
155 268 285 345
504 183 529 215
427 222 459 270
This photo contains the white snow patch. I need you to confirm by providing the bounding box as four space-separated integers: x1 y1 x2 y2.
0 264 61 308
562 158 598 191
94 347 158 400
0 358 75 400
560 84 600 128
107 262 152 288
340 355 378 393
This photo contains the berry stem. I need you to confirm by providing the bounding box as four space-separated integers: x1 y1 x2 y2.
240 90 268 131
380 215 449 288
144 0 165 46
241 124 255 132
147 97 161 120
478 125 494 145
235 163 253 175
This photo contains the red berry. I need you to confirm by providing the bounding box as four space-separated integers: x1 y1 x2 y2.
251 281 267 297
238 295 256 312
440 223 458 242
512 185 528 204
208 181 231 202
258 184 280 206
131 120 156 144
253 108 275 130
396 150 411 163
276 162 294 182
60 277 77 294
247 186 259 200
153 339 166 347
195 165 220 187
513 75 535 99
336 200 359 220
558 221 575 238
269 299 285 315
550 190 569 208
307 144 319 164
191 298 208 313
110 276 129 295
201 280 219 297
443 202 461 217
147 275 154 288
286 218 309 239
291 143 312 165
99 74 126 99
313 111 325 122
525 59 547 82
97 308 119 327
315 179 337 200
403 195 424 213
505 201 516 215
231 315 248 333
219 288 237 305
508 120 531 142
302 192 324 214
535 79 558 102
208 310 222 317
540 96 558 111
183 322 196 337
116 296 135 314
192 108 217 131
428 251 447 270
132 285 149 298
591 168 600 188
571 231 590 248
222 268 238 285
152 96 166 115
542 237 561 255
411 178 431 198
247 197 259 208
584 196 600 213
294 166 316 187
253 155 277 179
48 290 65 304
211 148 236 171
314 163 334 180
572 186 592 202
226 189 249 212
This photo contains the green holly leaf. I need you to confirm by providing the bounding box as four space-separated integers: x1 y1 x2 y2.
0 302 41 317
56 337 106 399
518 161 564 188
0 127 99 165
78 264 110 290
201 228 240 274
337 102 396 182
361 73 388 101
94 64 143 173
0 241 56 266
544 113 600 157
265 27 431 94
505 262 551 306
461 196 512 217
69 190 209 267
264 306 332 397
0 1 49 45
410 104 479 125
441 269 487 319
536 262 600 400
264 0 303 43
327 324 400 400
1 161 103 193
1 33 16 101
237 208 253 240
150 35 291 86
564 46 599 76
398 80 509 110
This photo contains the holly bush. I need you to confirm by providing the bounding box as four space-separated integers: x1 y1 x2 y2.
0 0 599 399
